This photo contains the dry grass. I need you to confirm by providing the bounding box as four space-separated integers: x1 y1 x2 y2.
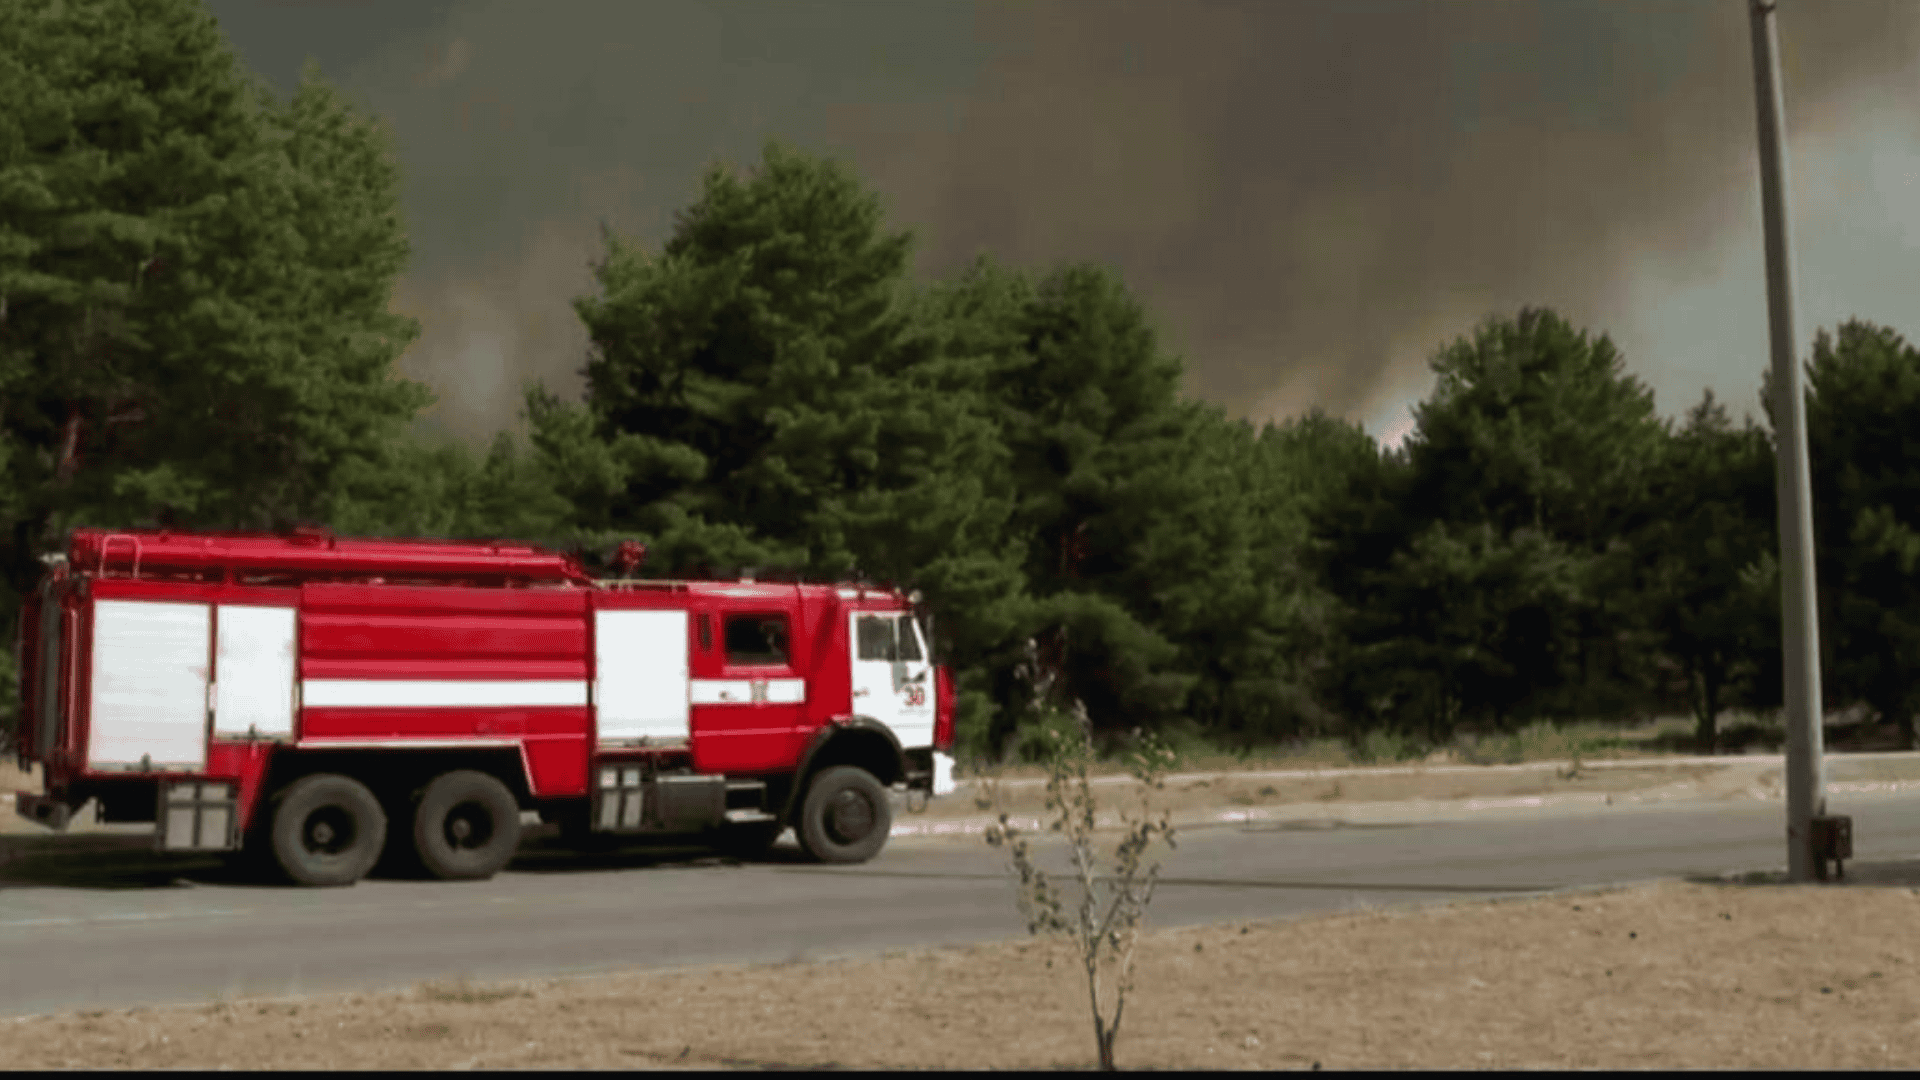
965 714 1718 781
960 759 1753 825
7 878 1920 1070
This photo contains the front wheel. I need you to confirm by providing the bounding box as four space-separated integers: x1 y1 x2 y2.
412 770 522 881
796 767 891 864
269 774 387 887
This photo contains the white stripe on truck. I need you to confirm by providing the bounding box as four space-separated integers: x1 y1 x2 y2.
301 677 806 710
689 678 806 705
302 679 589 709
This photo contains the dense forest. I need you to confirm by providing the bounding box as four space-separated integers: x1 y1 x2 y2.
5 0 1919 762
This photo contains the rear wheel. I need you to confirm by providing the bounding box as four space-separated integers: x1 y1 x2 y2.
269 774 387 887
796 766 891 864
412 770 522 881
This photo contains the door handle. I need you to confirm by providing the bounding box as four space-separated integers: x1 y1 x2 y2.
853 689 870 697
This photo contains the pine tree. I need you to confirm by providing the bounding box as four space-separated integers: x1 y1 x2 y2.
1796 320 1920 746
0 1 427 730
1347 308 1666 738
557 145 1026 745
1639 390 1776 753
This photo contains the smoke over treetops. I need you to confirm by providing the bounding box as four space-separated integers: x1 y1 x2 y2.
206 0 1920 447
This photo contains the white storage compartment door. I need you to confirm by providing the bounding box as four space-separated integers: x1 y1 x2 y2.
213 605 296 739
88 600 210 770
595 609 690 742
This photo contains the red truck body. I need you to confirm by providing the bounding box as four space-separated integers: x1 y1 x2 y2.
12 528 954 884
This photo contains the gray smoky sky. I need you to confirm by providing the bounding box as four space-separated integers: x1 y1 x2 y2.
206 0 1920 448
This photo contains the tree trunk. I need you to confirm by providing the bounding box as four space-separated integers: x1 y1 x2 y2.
1871 684 1914 751
1058 520 1088 580
1694 661 1722 756
1685 664 1707 755
54 407 82 485
1087 952 1116 1070
1093 1011 1116 1072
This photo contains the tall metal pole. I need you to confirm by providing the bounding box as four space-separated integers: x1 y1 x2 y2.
1748 0 1826 883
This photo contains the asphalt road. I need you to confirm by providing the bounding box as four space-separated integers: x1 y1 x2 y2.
4 791 1920 1019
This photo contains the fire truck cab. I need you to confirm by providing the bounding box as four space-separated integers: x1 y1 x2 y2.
10 528 956 886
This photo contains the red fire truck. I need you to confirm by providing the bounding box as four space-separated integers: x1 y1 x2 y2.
10 528 955 886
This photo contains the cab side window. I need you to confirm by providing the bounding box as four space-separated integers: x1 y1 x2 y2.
725 614 789 665
856 614 896 661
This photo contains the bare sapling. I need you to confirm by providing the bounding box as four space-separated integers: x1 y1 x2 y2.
984 717 1177 1071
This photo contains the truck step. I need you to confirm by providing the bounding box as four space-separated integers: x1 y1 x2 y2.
723 809 778 825
725 779 769 812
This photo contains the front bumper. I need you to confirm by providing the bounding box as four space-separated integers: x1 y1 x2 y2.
906 751 958 797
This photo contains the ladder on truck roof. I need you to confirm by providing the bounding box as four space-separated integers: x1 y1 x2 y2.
64 527 595 586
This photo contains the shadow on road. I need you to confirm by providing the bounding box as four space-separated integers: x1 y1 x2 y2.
0 830 808 891
504 832 817 874
1689 858 1920 889
0 835 228 891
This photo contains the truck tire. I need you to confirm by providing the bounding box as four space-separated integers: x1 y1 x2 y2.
795 766 891 864
412 770 522 881
270 774 388 887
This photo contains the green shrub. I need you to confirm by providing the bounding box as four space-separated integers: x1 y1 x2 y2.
1347 728 1429 764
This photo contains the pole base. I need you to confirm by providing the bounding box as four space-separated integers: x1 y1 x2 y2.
1810 815 1853 882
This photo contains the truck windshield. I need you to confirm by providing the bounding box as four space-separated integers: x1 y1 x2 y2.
856 614 924 662
896 615 924 661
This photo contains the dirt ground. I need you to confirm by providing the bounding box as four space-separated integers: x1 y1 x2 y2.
6 876 1920 1070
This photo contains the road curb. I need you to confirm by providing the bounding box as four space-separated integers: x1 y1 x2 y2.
889 775 1920 838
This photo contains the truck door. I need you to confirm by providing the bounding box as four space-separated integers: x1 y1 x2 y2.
595 607 690 744
849 611 934 750
87 599 210 771
689 601 807 773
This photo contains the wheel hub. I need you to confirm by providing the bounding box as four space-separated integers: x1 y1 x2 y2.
826 789 874 844
304 809 351 855
444 801 491 850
